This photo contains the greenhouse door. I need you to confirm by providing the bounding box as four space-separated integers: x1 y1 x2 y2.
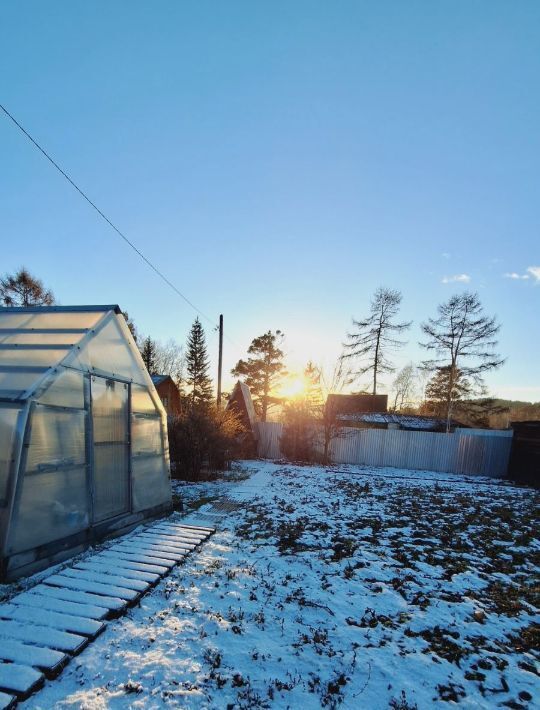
91 376 130 522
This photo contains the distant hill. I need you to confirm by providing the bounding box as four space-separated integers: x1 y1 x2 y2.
478 399 540 428
415 398 540 429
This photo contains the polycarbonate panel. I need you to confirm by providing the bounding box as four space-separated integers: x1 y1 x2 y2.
0 311 104 330
93 444 129 521
25 405 86 473
132 455 170 512
76 316 146 383
132 414 162 456
37 367 85 409
0 331 86 346
0 348 70 368
131 384 159 414
92 377 128 443
9 466 89 553
0 369 45 398
0 406 20 503
91 374 130 522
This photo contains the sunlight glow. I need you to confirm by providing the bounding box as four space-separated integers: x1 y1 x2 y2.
277 374 307 400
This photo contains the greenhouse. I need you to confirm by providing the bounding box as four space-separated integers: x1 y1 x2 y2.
0 305 172 581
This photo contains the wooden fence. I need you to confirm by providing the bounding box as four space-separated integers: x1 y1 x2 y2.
255 422 512 478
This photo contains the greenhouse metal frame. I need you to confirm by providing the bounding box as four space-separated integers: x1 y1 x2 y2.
0 305 172 581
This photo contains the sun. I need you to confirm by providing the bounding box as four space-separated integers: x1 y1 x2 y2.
278 375 307 399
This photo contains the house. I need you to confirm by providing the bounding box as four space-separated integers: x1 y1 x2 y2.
336 412 464 432
0 305 172 581
226 380 258 456
325 394 464 431
151 374 182 415
326 393 388 416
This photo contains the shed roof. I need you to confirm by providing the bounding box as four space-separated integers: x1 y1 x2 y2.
227 380 258 429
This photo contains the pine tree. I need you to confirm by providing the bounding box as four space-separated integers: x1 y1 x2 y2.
122 311 139 344
231 330 286 422
343 287 411 395
423 366 508 428
0 267 55 306
140 336 158 373
186 318 213 408
424 366 472 419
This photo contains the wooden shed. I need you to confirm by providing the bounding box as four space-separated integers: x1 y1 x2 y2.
226 381 258 457
508 421 540 487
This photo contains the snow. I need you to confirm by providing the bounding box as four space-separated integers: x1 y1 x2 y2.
12 591 109 621
20 461 538 709
74 561 159 585
45 574 140 602
59 568 149 593
95 551 171 574
32 583 126 612
0 603 103 637
0 639 66 673
0 663 42 696
112 541 186 562
338 412 443 428
0 692 15 710
0 618 87 654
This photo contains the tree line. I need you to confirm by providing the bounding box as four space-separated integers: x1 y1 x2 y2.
0 267 529 435
220 287 508 432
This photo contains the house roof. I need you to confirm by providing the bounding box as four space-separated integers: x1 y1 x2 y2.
151 374 169 386
326 393 388 414
227 380 258 429
337 412 460 430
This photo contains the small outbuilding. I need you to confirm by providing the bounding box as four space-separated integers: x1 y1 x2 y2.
0 305 172 581
151 374 183 416
226 381 258 457
508 421 540 487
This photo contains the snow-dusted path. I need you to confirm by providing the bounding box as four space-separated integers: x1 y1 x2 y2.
13 461 540 709
0 521 213 707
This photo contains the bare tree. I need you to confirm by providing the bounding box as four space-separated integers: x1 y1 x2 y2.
155 339 185 392
314 358 354 464
390 363 417 412
0 267 55 306
420 292 504 432
343 287 411 395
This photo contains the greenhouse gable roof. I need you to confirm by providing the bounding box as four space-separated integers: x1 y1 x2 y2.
0 305 138 402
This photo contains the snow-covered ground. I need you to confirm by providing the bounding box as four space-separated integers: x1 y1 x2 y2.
22 462 539 709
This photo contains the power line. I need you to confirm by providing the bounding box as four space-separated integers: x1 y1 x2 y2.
0 102 217 328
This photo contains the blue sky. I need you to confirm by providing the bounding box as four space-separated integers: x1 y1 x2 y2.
1 2 539 400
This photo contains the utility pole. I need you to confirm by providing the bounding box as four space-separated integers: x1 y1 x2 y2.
217 314 223 406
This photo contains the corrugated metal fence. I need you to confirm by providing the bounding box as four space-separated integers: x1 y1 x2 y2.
256 422 512 478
